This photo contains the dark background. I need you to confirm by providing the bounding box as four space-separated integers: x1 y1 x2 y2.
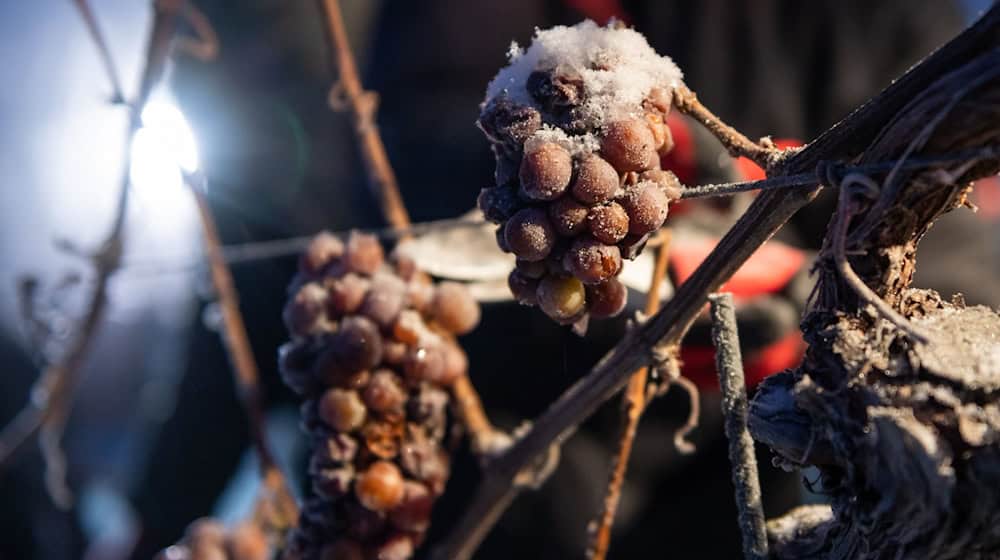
0 1 995 558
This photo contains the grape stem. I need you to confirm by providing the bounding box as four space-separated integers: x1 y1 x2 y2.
586 229 672 560
672 85 782 170
0 0 182 504
431 6 1000 557
318 0 411 231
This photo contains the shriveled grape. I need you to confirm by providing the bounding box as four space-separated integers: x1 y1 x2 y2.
588 201 630 244
600 118 658 173
430 281 480 335
504 207 556 261
566 237 622 284
548 196 589 236
519 142 572 201
620 181 670 236
343 231 384 275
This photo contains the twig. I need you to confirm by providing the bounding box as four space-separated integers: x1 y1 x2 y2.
0 1 182 504
709 293 767 560
317 0 411 231
70 0 126 104
587 229 671 560
174 1 220 62
672 85 780 169
431 8 1000 557
186 174 298 524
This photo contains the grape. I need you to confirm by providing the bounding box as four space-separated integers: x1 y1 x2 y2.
392 309 424 345
313 432 359 465
326 273 369 316
320 540 364 560
312 464 355 500
639 169 683 198
403 345 447 385
645 86 673 114
389 249 417 280
515 259 547 279
185 519 226 549
478 185 521 223
299 231 344 277
548 196 589 236
360 418 404 459
571 154 619 205
565 237 622 284
405 275 435 314
283 282 329 337
226 524 269 560
382 340 408 366
278 342 322 395
477 94 541 148
344 231 384 275
504 207 556 261
586 278 628 318
588 201 630 244
519 142 572 200
389 481 434 532
431 281 481 335
508 269 540 306
363 369 407 414
314 344 371 388
644 111 671 153
440 342 468 385
620 182 670 236
536 275 586 323
332 316 383 373
407 385 449 437
343 500 387 540
600 118 658 173
399 437 450 494
526 66 584 112
495 225 512 254
360 273 407 329
373 533 415 560
318 388 367 432
354 461 405 512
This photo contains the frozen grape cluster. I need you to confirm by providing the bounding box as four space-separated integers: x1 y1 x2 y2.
478 21 683 326
278 231 480 560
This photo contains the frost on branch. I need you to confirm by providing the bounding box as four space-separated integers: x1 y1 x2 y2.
477 21 684 327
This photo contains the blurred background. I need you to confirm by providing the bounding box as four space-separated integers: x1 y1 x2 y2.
0 1 996 559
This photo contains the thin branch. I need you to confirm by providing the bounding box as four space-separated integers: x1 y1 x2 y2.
174 1 220 62
672 85 780 169
71 0 126 104
186 174 298 523
709 293 767 560
0 0 182 500
317 0 411 231
431 7 1000 557
587 229 671 560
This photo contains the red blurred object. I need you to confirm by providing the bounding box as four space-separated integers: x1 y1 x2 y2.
670 237 806 300
564 0 630 25
733 138 803 182
680 331 805 390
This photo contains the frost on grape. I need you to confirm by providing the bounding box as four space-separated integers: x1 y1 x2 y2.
486 20 683 146
478 21 684 326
